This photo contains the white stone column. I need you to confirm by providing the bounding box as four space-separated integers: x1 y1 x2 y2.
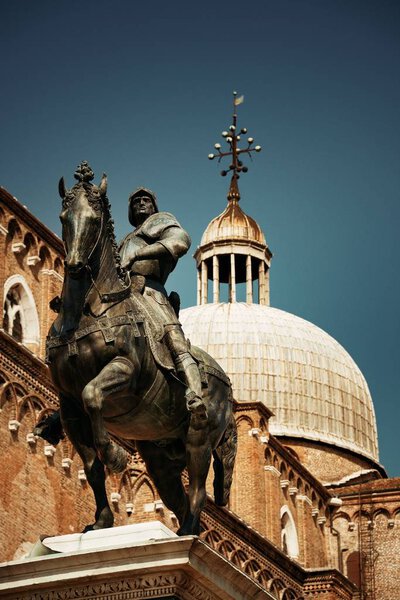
197 268 201 305
265 268 270 306
246 255 253 304
213 255 220 303
201 261 208 305
259 260 265 305
229 253 236 303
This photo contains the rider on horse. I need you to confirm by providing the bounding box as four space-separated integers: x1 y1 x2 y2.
119 188 206 418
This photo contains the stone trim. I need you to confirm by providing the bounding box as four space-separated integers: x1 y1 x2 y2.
0 537 273 600
0 187 64 255
264 465 281 477
40 269 63 281
0 331 57 403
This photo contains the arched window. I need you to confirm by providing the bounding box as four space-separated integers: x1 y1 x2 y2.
346 551 361 588
280 506 299 559
3 275 40 349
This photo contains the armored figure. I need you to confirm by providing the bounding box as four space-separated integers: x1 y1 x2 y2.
119 188 206 417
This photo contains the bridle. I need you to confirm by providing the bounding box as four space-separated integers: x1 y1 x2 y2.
66 198 131 306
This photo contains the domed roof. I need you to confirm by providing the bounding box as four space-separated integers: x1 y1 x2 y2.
201 199 266 246
180 302 379 464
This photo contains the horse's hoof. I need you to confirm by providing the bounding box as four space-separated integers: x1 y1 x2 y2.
177 526 200 537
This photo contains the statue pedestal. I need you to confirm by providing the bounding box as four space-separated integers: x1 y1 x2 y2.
0 522 271 599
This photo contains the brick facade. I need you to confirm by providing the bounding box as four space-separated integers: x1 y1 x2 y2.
280 438 385 484
0 186 398 600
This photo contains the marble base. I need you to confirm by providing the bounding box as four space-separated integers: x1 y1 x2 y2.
28 521 177 557
0 523 272 600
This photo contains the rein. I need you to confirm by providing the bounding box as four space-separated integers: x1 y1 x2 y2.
69 209 131 305
48 193 134 360
86 264 131 304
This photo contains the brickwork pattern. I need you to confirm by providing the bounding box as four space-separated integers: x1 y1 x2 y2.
227 403 333 570
0 187 63 361
330 480 400 600
281 438 382 484
0 186 394 600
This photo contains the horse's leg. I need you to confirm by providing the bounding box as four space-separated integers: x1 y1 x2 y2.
136 440 189 527
60 397 113 531
179 413 212 536
213 412 237 505
82 356 134 473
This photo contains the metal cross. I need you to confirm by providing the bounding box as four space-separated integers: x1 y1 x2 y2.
208 92 262 199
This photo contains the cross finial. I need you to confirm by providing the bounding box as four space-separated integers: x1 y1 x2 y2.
208 92 262 201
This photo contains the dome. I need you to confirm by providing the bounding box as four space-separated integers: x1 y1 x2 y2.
201 199 266 246
180 302 379 464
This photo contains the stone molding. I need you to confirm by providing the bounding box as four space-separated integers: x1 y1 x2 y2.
40 269 63 281
0 536 273 600
0 187 64 255
303 569 356 599
0 331 58 403
264 465 281 477
296 494 313 507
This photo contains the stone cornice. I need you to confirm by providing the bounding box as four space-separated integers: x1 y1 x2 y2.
0 330 58 404
203 501 354 596
0 186 65 256
203 500 305 582
303 568 356 598
233 400 274 420
268 435 332 501
0 536 273 600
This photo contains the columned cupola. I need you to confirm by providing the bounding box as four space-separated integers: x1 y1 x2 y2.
194 92 272 305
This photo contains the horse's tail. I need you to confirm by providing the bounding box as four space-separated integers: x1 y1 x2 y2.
212 393 237 506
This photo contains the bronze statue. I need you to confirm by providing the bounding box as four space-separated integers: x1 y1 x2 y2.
119 188 206 417
42 162 237 536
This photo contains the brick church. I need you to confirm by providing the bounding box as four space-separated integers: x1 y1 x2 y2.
0 154 399 598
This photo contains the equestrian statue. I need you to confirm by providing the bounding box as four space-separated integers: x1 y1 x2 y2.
37 161 237 536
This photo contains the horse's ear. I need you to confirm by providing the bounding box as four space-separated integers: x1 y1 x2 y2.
99 173 107 197
59 177 66 199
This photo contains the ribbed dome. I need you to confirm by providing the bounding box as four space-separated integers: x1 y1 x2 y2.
201 199 266 246
180 302 379 464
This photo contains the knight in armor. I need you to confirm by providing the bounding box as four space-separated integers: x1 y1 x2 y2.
119 188 206 418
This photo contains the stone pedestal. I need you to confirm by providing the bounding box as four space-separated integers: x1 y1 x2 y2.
0 522 273 600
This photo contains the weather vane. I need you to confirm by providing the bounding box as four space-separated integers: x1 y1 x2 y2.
208 91 261 200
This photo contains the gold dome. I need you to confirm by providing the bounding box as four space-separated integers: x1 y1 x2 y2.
201 199 266 246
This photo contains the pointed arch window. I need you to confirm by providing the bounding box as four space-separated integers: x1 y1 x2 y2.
3 275 40 350
280 506 299 559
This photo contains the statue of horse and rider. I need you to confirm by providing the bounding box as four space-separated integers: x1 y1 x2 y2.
36 161 237 536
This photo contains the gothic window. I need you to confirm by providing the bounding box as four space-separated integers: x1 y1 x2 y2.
4 286 23 342
346 551 361 588
280 506 299 559
3 275 40 349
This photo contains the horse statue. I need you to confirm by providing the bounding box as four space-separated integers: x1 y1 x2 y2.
43 163 237 536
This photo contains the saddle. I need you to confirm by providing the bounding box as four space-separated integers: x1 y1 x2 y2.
46 275 229 389
130 276 229 389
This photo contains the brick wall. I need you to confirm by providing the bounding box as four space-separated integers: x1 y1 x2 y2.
281 437 382 483
330 479 400 600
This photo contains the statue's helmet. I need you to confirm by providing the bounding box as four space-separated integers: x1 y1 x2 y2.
128 187 159 226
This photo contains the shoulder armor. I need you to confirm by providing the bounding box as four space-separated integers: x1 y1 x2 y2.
141 212 181 238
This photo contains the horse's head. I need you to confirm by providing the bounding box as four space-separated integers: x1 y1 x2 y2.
59 162 107 278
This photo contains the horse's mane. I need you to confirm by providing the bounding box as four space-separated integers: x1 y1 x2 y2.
102 194 126 283
69 181 126 283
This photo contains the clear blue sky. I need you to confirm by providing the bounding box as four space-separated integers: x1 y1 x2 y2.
1 1 399 475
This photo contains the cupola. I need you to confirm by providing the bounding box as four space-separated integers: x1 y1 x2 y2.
195 93 272 305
